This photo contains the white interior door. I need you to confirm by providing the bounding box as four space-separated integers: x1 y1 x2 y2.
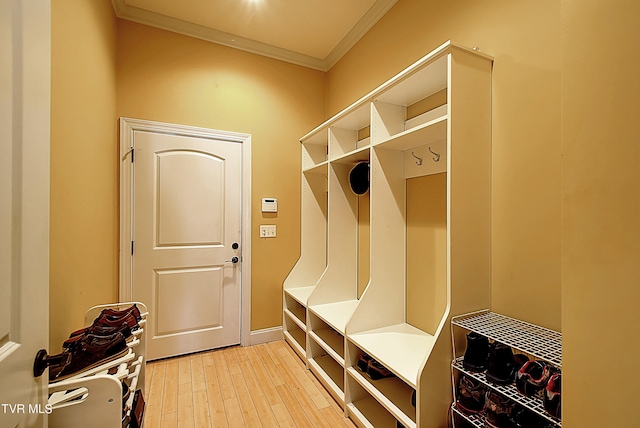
0 0 50 426
131 128 244 360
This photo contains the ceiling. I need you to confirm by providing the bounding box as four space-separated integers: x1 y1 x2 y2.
111 0 398 71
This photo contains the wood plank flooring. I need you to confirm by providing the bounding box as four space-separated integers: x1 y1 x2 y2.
144 340 357 428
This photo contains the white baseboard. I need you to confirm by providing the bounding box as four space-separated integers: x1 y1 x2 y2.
249 326 283 346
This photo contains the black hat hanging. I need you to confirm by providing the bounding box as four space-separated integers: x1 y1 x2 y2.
349 161 370 195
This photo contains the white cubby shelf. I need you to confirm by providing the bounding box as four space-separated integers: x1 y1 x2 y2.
284 40 493 428
349 324 436 389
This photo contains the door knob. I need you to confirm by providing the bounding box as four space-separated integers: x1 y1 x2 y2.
225 256 239 264
33 349 70 378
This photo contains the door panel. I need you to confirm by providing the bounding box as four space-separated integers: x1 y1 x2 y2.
155 267 224 335
133 131 242 360
156 151 225 246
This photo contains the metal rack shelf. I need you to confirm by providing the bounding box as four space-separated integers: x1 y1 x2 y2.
451 311 562 367
452 358 560 426
451 403 484 428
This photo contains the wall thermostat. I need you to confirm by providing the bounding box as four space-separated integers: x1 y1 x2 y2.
262 198 278 213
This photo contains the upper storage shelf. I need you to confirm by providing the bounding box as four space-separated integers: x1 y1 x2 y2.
452 311 562 367
301 41 491 172
329 103 371 160
302 129 328 171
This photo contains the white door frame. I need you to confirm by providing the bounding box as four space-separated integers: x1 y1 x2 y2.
118 117 252 346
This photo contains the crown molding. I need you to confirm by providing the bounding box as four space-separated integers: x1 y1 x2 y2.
111 0 327 70
112 0 397 71
325 0 398 69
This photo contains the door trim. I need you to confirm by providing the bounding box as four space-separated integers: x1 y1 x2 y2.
118 117 252 346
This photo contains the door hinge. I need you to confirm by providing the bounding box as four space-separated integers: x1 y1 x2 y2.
122 146 134 162
131 241 134 255
131 147 134 163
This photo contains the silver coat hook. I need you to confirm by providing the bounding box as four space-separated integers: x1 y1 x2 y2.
411 152 423 166
428 147 440 162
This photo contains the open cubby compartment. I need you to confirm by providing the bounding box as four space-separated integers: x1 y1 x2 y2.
331 150 371 301
370 54 448 146
308 334 346 404
283 162 329 360
283 283 312 358
283 163 328 308
347 341 417 427
283 313 307 359
301 127 328 171
328 102 371 159
346 374 409 428
347 384 396 428
308 310 346 363
283 285 314 358
284 292 307 329
345 144 437 385
373 104 447 180
306 150 370 332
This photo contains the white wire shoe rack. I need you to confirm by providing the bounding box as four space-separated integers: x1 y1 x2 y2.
450 310 562 427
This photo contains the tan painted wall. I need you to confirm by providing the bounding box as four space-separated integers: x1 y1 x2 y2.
561 1 640 425
406 174 447 335
115 21 326 331
50 3 325 347
327 0 562 330
50 0 118 352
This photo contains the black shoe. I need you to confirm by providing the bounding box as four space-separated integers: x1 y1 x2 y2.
510 407 547 428
463 332 490 372
486 342 516 385
516 361 551 396
367 359 394 380
484 391 516 428
543 373 561 419
456 375 487 414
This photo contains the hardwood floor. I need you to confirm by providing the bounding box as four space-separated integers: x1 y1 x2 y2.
144 340 357 428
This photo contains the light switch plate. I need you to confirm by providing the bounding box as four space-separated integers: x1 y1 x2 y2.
259 225 276 238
